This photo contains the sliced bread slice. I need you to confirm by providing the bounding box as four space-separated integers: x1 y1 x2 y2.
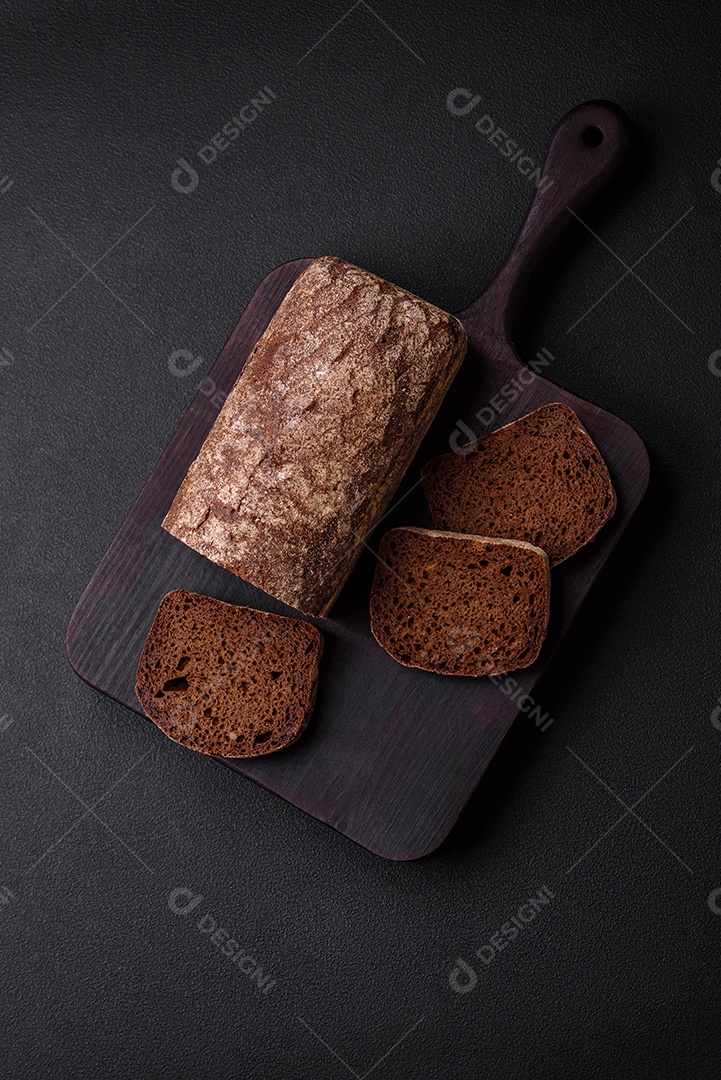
421 402 616 565
135 590 323 758
369 527 550 677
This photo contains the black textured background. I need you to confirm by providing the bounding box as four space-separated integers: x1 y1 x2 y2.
2 2 720 1077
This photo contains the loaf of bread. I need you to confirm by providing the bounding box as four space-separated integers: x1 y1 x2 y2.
369 527 550 676
135 590 323 757
422 402 615 565
163 257 467 617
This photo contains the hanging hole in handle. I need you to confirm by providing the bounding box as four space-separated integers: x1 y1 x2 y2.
582 125 604 147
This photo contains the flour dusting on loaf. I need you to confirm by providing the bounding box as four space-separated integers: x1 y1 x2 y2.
162 257 467 616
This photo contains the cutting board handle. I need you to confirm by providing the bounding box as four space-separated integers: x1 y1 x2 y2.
458 100 632 347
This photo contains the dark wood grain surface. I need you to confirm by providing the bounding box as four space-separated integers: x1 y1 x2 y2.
66 101 649 860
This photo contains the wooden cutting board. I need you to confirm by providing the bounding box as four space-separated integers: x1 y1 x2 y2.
66 101 649 860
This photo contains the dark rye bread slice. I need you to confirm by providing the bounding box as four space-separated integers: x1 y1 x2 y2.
421 402 616 565
369 528 550 677
135 591 323 758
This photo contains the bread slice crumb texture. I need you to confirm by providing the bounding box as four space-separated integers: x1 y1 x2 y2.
421 402 616 565
370 528 550 677
135 591 323 758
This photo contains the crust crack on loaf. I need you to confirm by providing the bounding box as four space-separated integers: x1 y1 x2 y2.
163 256 467 616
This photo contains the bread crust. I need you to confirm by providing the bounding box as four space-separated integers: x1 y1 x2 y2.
422 402 616 565
162 257 467 617
135 590 323 758
369 527 550 677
